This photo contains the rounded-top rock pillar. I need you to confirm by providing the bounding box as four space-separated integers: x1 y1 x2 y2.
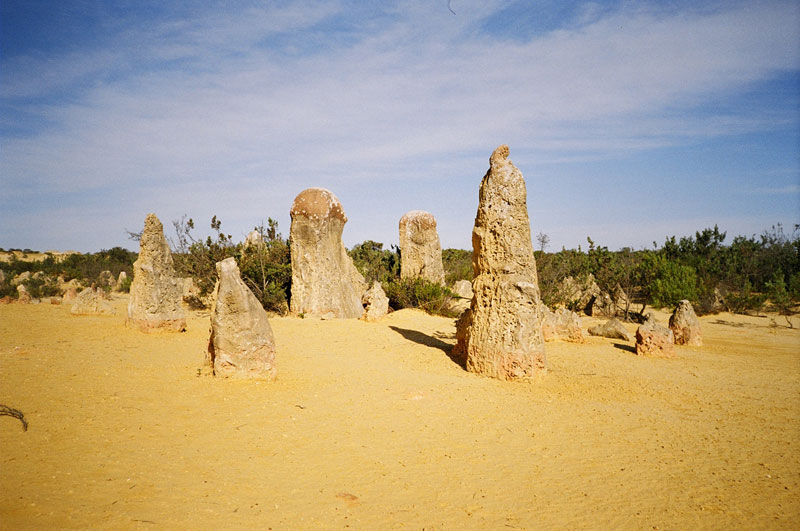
399 210 445 284
289 188 367 318
127 213 186 332
452 145 547 380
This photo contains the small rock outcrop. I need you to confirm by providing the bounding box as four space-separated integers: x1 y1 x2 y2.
588 318 633 341
539 302 583 342
399 210 445 284
635 314 675 357
362 282 390 321
70 287 114 315
557 273 616 316
127 213 186 332
669 300 702 346
243 229 264 250
97 270 115 290
452 145 546 380
555 307 584 343
16 284 31 303
207 258 277 379
11 271 31 287
588 291 616 318
445 279 474 315
60 278 81 295
61 287 78 305
452 280 473 299
114 271 128 292
289 188 367 318
711 288 726 313
539 302 558 342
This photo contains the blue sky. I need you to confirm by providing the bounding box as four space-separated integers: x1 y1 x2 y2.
1 0 798 253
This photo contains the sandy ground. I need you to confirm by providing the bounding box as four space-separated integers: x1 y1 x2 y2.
1 297 798 529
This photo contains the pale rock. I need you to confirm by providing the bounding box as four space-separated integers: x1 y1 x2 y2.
243 229 264 249
635 314 675 357
114 271 128 292
11 271 31 286
60 278 82 295
399 210 445 284
181 277 199 301
207 257 276 379
61 287 78 305
71 287 115 315
539 301 558 342
452 280 473 299
712 288 726 313
16 284 31 303
539 302 583 342
362 281 390 321
557 273 616 316
289 188 367 318
669 300 702 346
555 307 584 343
97 270 115 290
127 213 186 332
588 291 616 318
446 279 474 315
588 318 633 341
452 145 547 380
612 283 630 313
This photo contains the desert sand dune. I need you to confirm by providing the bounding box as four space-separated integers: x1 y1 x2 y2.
1 296 798 529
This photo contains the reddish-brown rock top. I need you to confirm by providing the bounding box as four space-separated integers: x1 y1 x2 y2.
290 188 347 222
399 210 438 232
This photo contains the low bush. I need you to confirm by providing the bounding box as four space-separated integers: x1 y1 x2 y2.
384 278 460 318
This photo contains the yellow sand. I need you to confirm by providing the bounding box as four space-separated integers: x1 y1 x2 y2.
1 297 798 529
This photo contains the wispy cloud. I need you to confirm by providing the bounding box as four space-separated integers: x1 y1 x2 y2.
1 1 798 251
756 184 800 195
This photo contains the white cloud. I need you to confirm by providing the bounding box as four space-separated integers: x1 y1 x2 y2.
1 1 798 251
756 184 800 195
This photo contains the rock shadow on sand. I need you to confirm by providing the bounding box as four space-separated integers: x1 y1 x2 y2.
388 326 465 369
613 342 637 354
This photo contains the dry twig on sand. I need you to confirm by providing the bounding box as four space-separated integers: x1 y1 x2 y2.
0 404 28 431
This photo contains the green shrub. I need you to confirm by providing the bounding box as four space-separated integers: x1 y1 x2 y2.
118 275 132 293
237 222 292 314
725 280 766 314
349 240 399 284
765 272 792 320
384 278 459 317
442 248 472 285
22 277 60 299
642 254 698 308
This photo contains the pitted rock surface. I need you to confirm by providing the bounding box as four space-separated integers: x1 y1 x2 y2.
71 287 114 315
452 145 546 380
635 314 675 357
669 300 702 346
399 210 445 284
127 213 186 332
362 282 390 321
